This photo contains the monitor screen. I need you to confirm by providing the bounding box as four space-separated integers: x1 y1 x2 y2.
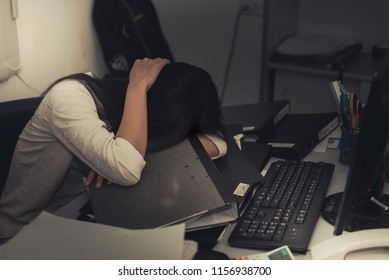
321 53 389 235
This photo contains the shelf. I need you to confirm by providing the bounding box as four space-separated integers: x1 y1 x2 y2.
268 53 382 82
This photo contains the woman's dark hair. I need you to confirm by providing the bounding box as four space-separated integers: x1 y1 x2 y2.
43 62 225 153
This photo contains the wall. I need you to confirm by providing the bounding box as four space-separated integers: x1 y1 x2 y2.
0 0 266 106
0 0 107 102
271 0 389 113
298 0 389 54
152 0 265 106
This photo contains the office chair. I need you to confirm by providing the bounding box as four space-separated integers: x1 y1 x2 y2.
0 97 42 196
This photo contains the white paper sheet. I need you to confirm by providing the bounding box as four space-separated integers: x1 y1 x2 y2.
0 211 185 260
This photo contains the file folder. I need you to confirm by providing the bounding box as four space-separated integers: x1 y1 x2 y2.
88 134 238 231
222 100 290 138
258 112 340 160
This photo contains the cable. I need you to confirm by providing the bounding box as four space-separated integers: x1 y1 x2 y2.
5 62 40 94
219 7 245 105
6 60 41 93
15 73 41 94
219 7 262 105
6 62 22 72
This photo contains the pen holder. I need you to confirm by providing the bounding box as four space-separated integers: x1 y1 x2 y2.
339 126 359 166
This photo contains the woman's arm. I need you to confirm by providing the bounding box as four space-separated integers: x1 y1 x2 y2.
116 58 170 157
93 58 169 188
51 59 169 188
85 132 227 188
86 58 169 188
51 86 146 187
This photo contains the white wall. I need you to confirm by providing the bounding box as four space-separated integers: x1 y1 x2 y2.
0 0 107 102
0 0 265 105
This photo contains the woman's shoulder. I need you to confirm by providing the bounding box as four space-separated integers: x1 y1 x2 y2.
47 79 94 105
50 78 89 95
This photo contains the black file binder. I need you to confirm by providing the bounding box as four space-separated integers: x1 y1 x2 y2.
88 134 238 231
258 112 340 160
221 101 290 138
214 125 263 185
240 141 271 172
213 125 269 210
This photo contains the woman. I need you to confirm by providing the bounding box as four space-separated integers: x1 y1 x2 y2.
0 58 227 239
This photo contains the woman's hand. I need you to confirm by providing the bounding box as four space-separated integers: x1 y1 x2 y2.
115 58 169 158
84 170 112 189
128 57 170 91
197 134 227 160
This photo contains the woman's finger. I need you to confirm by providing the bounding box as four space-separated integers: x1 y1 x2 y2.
95 174 105 189
84 170 97 188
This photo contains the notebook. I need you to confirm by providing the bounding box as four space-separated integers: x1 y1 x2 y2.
88 134 238 231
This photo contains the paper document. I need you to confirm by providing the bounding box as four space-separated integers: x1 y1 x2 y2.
0 211 185 260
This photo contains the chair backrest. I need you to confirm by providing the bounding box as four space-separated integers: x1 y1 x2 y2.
0 97 42 195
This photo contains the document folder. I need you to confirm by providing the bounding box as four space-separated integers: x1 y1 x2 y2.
258 112 340 160
213 124 268 211
222 101 290 138
89 134 238 231
214 125 263 185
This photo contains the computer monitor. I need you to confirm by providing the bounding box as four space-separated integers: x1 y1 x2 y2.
321 53 389 235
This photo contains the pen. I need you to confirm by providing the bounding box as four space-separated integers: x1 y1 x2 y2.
339 93 351 131
349 92 361 133
330 81 343 123
370 196 389 211
338 82 349 96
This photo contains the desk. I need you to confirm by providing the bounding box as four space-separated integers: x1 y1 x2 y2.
213 149 389 260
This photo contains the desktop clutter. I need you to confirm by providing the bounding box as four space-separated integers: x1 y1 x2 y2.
1 93 388 260
3 4 389 261
1 49 388 260
222 99 340 161
219 59 389 259
82 96 345 258
0 96 338 260
220 100 338 256
215 50 389 259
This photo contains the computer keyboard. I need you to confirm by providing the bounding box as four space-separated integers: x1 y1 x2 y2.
228 160 334 254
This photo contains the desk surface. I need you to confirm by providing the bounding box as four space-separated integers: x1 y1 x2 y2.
214 149 389 260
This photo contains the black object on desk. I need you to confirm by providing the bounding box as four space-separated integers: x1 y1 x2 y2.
240 141 271 172
222 101 290 139
258 112 340 160
214 125 264 183
213 125 269 208
188 125 271 250
88 134 238 231
228 159 335 254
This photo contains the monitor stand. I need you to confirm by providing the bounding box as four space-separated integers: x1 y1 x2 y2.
321 192 389 232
